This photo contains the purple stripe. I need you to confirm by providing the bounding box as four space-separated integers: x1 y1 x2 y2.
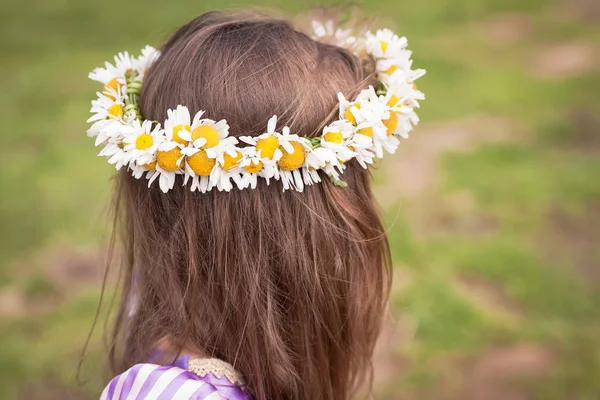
117 364 145 399
135 366 174 399
191 381 219 399
156 370 200 400
106 373 119 399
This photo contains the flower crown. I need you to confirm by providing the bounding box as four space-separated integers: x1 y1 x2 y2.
87 23 426 193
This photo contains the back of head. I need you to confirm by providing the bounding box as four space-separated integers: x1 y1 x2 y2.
111 10 392 400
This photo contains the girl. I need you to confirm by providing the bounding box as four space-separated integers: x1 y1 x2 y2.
90 9 425 400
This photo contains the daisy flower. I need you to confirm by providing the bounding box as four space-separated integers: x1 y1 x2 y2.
88 51 136 101
337 87 376 127
240 115 284 161
122 119 165 166
210 146 245 192
135 45 160 77
320 120 357 162
353 96 388 151
304 146 342 182
178 110 238 192
180 120 237 193
357 106 400 158
180 111 235 156
379 82 425 139
239 147 280 190
150 140 185 193
87 93 126 144
343 132 376 169
164 105 193 146
97 138 129 171
275 127 311 191
382 62 426 89
365 29 408 59
311 20 358 49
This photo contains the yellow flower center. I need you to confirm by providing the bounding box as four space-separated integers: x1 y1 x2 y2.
344 104 361 126
244 160 263 173
277 142 306 171
387 95 401 107
187 150 215 176
380 40 389 53
191 126 220 149
107 103 123 119
324 131 344 144
172 124 191 145
385 65 397 75
256 136 279 159
135 133 154 150
156 147 183 172
103 78 121 101
142 161 156 170
383 112 399 136
358 127 373 138
222 151 242 171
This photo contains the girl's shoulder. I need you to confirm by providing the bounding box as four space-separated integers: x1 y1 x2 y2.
100 359 251 400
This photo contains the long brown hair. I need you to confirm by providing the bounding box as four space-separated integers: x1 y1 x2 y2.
108 10 392 400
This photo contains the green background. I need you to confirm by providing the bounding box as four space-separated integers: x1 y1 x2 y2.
1 0 599 398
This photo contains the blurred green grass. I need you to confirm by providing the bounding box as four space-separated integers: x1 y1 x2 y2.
1 0 599 398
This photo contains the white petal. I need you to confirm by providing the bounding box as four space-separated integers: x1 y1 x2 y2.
267 115 277 133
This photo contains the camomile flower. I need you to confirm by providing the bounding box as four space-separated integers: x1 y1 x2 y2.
320 121 353 149
373 43 419 80
386 70 426 107
337 86 379 127
239 115 284 162
179 112 238 193
365 29 408 59
87 93 127 144
376 57 405 79
376 84 421 139
97 137 129 171
239 147 279 190
209 146 245 192
181 148 215 193
311 20 358 49
383 63 426 89
135 45 160 77
304 146 343 182
163 105 193 146
317 120 356 169
122 119 165 166
354 101 388 148
88 51 136 101
357 105 400 157
180 111 236 156
149 140 185 193
271 126 311 191
340 87 389 155
343 133 376 169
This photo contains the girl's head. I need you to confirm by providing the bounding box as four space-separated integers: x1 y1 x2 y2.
110 10 392 400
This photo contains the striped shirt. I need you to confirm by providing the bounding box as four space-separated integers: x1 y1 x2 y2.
100 363 250 400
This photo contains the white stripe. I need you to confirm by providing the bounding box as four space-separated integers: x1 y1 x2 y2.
144 367 186 400
111 369 130 400
100 384 109 400
170 379 205 399
126 364 161 400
